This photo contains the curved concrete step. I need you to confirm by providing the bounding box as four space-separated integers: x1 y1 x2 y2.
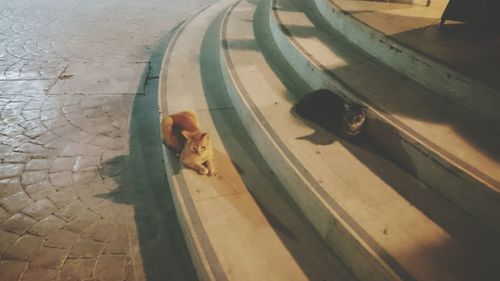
220 0 500 281
158 1 357 280
269 0 500 234
313 0 500 123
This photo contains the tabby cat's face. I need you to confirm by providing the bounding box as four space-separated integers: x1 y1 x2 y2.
342 105 367 136
186 132 210 156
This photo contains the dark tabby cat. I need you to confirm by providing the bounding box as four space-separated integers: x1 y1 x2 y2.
294 89 367 137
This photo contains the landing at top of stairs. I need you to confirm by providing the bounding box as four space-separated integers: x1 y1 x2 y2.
324 0 500 90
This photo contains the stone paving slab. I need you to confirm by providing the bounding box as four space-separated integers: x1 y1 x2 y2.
0 0 214 280
0 81 54 95
49 62 148 95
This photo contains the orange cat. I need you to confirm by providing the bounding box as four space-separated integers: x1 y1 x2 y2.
161 111 215 176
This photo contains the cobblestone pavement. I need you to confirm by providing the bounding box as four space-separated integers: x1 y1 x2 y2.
0 0 214 280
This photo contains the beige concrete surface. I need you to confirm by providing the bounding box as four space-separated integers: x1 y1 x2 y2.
271 0 500 233
220 0 500 281
329 0 500 89
158 1 357 280
316 0 500 122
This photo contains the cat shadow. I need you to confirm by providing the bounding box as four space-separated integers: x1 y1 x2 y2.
295 130 335 146
294 111 499 246
287 103 333 145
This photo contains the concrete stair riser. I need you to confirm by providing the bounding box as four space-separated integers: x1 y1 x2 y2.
161 147 217 281
220 1 414 281
221 28 403 281
158 2 235 280
313 0 500 123
157 0 500 280
220 1 500 281
159 1 359 280
268 0 500 234
364 120 500 234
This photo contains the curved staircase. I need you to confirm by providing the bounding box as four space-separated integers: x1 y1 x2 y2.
158 0 500 280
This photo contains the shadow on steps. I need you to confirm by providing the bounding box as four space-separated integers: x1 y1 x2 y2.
197 6 358 281
96 29 199 281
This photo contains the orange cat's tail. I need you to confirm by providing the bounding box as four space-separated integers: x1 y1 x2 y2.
162 111 200 154
161 115 173 141
162 116 182 153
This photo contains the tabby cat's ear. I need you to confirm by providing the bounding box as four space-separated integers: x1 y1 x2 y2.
201 132 209 141
181 130 193 139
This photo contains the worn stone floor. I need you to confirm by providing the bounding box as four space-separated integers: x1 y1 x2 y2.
0 0 214 280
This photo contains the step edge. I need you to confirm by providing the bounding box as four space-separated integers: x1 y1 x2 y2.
158 2 232 280
159 2 358 281
269 0 500 234
161 146 220 281
219 1 415 281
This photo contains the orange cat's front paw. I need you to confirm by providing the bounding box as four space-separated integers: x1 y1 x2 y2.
198 167 209 175
208 168 215 177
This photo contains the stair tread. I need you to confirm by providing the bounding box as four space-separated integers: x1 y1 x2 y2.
158 1 355 280
222 0 500 280
275 0 500 191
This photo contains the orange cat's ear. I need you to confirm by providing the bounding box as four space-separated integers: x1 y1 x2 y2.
181 130 192 139
200 132 209 143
